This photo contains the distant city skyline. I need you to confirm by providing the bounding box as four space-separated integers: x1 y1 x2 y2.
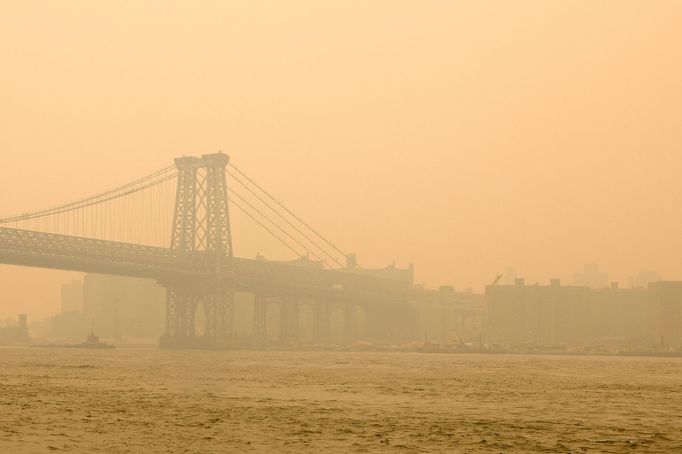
2 1 681 319
1 3 681 452
0 262 668 321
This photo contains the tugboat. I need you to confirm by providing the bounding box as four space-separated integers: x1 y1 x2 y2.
69 331 116 348
68 325 115 349
32 322 116 349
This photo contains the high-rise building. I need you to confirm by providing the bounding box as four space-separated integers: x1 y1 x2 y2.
483 279 663 347
83 274 165 338
649 281 682 347
574 263 609 289
0 314 29 344
60 280 84 313
629 271 662 288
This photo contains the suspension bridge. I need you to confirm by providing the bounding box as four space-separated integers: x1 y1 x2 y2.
0 152 412 348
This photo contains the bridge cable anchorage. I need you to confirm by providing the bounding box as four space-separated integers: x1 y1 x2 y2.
228 197 305 258
225 166 346 268
0 165 176 224
226 187 330 266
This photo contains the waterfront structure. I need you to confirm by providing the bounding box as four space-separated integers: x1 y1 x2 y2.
649 281 682 347
483 278 681 348
0 314 29 344
414 286 482 345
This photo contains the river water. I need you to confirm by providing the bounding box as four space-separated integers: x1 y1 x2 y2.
1 348 681 453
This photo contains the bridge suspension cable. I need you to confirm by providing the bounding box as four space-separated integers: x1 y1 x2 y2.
0 165 175 224
228 163 347 256
0 164 178 248
0 155 350 263
227 188 328 265
0 173 177 223
228 198 305 258
226 164 347 268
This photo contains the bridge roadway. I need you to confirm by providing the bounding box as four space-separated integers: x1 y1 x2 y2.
0 227 410 304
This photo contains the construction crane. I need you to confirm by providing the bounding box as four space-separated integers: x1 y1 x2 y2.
490 273 503 286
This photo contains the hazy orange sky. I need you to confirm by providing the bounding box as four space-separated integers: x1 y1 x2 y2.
1 1 681 320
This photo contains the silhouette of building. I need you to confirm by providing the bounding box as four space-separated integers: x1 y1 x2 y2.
503 267 518 286
414 286 482 344
60 279 84 313
482 279 669 348
51 278 88 339
484 278 588 346
574 263 609 289
346 259 416 342
629 271 662 288
649 281 682 347
0 314 29 344
83 274 165 338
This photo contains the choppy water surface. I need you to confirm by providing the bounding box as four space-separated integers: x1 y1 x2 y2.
1 348 681 453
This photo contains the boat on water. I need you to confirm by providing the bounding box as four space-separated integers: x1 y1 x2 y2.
32 328 115 349
68 330 115 349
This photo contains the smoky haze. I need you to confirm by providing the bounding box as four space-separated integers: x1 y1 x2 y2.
3 3 682 453
1 0 681 322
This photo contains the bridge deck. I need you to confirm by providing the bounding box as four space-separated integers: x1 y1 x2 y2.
0 227 409 303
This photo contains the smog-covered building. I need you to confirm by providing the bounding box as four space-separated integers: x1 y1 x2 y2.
414 286 482 344
0 314 29 344
482 279 674 348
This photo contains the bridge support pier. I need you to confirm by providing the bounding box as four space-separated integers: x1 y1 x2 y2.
160 285 234 349
252 295 267 343
279 297 300 344
313 300 330 344
203 288 234 341
343 302 357 345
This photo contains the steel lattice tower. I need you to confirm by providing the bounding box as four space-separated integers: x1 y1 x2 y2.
161 152 234 348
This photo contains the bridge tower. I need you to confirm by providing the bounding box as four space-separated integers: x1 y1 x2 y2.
161 152 234 348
